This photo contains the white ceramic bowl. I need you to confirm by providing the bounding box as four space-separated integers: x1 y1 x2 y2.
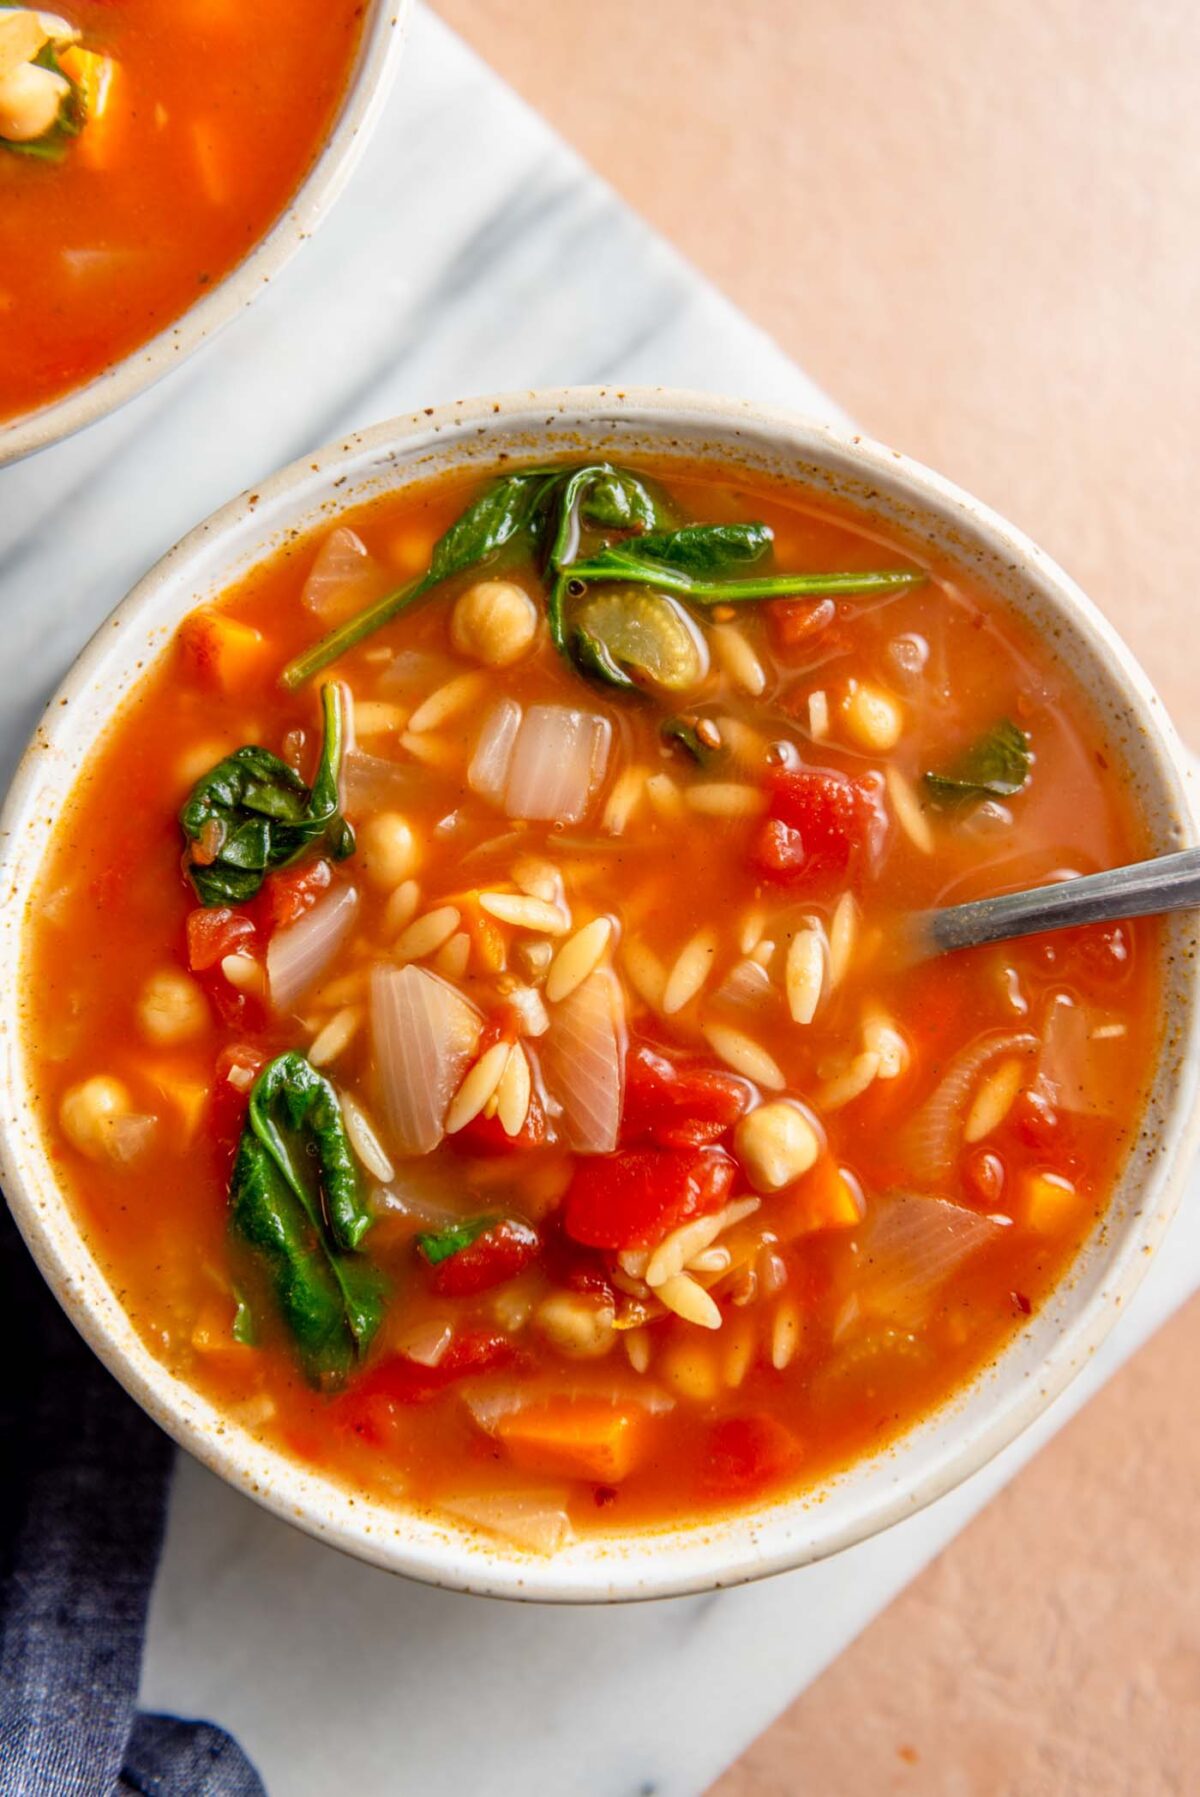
0 0 411 469
3 388 1198 1602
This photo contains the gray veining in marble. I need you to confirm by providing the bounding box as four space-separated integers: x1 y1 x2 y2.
2 9 1197 1796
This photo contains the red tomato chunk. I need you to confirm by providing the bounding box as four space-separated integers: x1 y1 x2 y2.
426 1219 540 1297
564 1146 737 1251
751 767 882 892
622 1043 751 1148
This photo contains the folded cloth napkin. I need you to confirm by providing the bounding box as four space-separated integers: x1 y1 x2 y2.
0 1202 265 1797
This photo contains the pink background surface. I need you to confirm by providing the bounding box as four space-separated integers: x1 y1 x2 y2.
431 3 1200 1789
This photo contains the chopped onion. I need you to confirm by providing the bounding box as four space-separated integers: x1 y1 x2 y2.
856 1193 1005 1327
342 749 422 812
370 964 482 1155
101 1113 156 1165
394 1318 453 1368
714 956 776 1010
468 698 523 803
379 650 456 695
301 527 386 623
267 886 358 1015
540 968 625 1153
505 983 551 1038
901 1030 1039 1183
438 1489 575 1555
504 704 612 824
1038 994 1115 1115
461 1377 675 1435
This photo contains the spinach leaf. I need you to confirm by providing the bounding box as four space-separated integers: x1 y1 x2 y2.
281 470 557 688
576 466 663 532
560 544 923 607
229 1051 384 1381
416 1213 498 1267
232 1288 256 1346
181 682 354 905
625 522 773 578
661 715 725 766
924 719 1031 804
250 1050 373 1252
569 625 639 692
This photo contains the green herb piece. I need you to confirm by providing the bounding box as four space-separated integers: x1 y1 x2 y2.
623 521 773 579
229 1051 384 1382
181 682 354 905
416 1214 498 1267
232 1289 256 1346
566 587 707 692
560 544 923 607
280 469 559 688
924 719 1031 804
661 716 724 766
282 464 666 688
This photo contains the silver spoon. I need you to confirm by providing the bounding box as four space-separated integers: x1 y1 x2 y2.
905 846 1200 961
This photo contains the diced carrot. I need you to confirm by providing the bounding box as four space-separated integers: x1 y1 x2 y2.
1022 1169 1079 1234
179 610 271 694
453 892 507 973
60 48 121 170
777 1156 866 1239
496 1399 650 1484
149 1066 209 1143
387 527 437 577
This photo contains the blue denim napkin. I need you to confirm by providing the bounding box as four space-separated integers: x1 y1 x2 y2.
0 1203 265 1797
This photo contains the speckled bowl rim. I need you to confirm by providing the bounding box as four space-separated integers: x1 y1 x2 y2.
0 0 411 469
2 387 1198 1603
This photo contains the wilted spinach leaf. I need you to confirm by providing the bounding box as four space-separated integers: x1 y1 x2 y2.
181 682 354 905
924 719 1031 804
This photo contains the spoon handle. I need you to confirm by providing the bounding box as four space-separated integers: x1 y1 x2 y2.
922 846 1200 957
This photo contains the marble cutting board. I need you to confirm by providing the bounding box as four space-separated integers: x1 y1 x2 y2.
1 9 1197 1794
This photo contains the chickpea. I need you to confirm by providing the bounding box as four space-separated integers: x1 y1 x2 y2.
842 680 904 754
0 59 69 143
450 580 539 668
534 1291 616 1359
138 968 208 1045
735 1099 821 1193
358 811 421 890
59 1076 132 1160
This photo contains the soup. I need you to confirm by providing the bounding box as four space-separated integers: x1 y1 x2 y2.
0 1 366 425
23 459 1159 1554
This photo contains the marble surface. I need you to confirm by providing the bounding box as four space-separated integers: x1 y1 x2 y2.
1 9 1198 1795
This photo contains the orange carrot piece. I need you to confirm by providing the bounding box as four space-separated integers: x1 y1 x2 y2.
179 610 271 693
777 1156 866 1239
496 1399 650 1484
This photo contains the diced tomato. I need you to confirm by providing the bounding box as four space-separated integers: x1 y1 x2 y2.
186 905 256 972
766 595 837 653
426 1219 541 1297
450 1011 547 1153
564 1146 737 1252
209 1043 269 1161
342 1330 522 1416
701 1415 804 1498
252 858 332 932
750 766 882 892
621 1042 751 1148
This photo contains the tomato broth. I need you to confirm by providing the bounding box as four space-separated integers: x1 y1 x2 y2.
22 460 1161 1553
0 1 366 424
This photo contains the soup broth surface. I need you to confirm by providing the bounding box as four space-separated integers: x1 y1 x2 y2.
0 0 366 424
23 460 1161 1552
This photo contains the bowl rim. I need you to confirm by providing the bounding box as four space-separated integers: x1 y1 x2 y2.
3 384 1199 1602
0 0 412 469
